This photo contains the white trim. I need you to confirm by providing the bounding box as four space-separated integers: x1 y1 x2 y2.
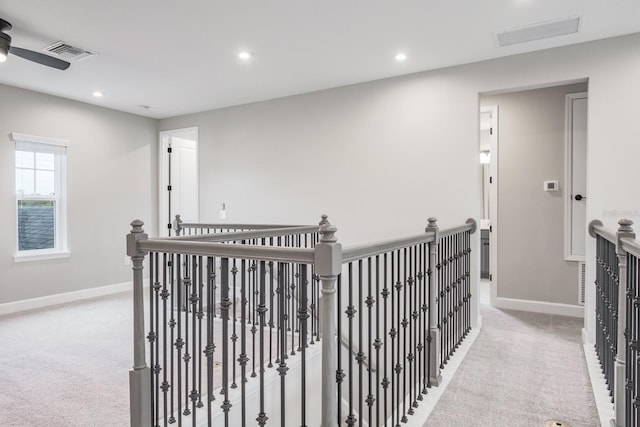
14 250 71 263
10 132 67 146
399 326 481 426
564 92 588 262
0 281 143 316
480 105 498 307
582 331 615 427
494 296 584 318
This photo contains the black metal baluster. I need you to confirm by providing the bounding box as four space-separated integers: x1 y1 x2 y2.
196 257 204 411
231 261 238 390
390 252 396 426
162 254 170 426
220 258 232 426
176 254 183 427
437 239 444 370
277 263 289 427
169 253 176 424
257 261 268 426
183 257 191 418
357 260 365 427
149 253 157 427
291 265 296 356
396 250 404 427
374 255 381 427
337 274 344 426
346 262 356 427
299 264 309 427
401 248 408 423
427 242 432 390
268 260 275 368
205 257 214 427
190 257 199 425
366 258 374 425
251 261 258 378
240 259 248 426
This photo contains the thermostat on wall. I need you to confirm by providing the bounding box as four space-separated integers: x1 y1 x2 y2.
543 180 559 192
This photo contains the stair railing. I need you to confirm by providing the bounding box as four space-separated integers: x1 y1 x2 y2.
127 215 477 426
589 219 639 427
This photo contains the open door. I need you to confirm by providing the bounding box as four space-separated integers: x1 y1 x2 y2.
159 127 199 236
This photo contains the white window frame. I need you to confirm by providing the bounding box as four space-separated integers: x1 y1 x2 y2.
12 132 70 262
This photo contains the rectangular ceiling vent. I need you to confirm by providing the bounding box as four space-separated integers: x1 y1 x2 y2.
42 41 96 61
495 16 581 47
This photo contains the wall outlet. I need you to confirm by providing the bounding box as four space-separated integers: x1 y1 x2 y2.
124 256 131 266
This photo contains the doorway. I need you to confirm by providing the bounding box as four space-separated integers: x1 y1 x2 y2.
479 82 588 315
159 127 199 237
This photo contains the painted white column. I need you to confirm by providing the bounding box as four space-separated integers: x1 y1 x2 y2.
426 217 442 386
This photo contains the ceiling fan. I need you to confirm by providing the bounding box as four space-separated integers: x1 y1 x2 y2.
0 18 70 70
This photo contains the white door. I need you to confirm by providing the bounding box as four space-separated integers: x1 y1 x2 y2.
565 93 587 260
159 128 199 236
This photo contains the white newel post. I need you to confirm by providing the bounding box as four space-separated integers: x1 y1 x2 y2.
315 215 342 427
173 214 182 236
127 220 151 427
426 217 442 386
612 219 635 427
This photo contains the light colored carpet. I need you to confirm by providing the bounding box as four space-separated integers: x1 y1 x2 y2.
424 305 600 427
0 291 302 427
0 292 132 427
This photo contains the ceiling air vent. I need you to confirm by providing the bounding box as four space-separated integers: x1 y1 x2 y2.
42 41 95 61
495 16 581 47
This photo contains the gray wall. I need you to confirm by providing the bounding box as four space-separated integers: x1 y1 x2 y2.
482 83 587 305
160 34 640 337
0 84 158 304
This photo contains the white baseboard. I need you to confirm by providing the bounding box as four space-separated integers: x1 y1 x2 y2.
582 339 614 427
0 281 138 316
494 297 584 318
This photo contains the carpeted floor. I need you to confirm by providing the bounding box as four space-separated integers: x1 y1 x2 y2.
424 305 600 427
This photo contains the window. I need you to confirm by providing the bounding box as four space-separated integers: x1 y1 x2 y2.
12 133 68 261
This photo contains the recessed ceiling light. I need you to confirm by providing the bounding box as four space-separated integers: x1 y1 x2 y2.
395 53 407 62
92 91 103 98
238 51 252 60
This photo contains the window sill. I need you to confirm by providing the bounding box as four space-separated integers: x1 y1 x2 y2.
14 251 71 263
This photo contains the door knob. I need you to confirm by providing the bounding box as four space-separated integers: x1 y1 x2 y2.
574 194 586 201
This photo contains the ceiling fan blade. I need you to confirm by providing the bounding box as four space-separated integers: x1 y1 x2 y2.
9 46 70 70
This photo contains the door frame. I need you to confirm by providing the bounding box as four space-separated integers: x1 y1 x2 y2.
158 127 199 237
480 105 499 306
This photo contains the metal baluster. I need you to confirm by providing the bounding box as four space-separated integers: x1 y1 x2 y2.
196 257 204 411
257 261 268 426
366 258 374 425
395 250 402 427
337 274 344 425
374 255 381 427
251 261 258 378
357 260 364 427
402 248 409 423
390 252 396 426
268 261 275 368
278 263 289 427
346 262 356 427
183 256 191 418
220 258 232 426
162 254 170 426
382 253 389 426
409 246 416 415
169 253 176 424
231 261 238 389
240 259 248 425
291 264 296 356
205 257 214 427
299 264 309 427
176 254 183 427
149 253 157 426
190 257 199 424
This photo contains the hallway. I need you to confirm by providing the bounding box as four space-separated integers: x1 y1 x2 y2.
425 305 599 426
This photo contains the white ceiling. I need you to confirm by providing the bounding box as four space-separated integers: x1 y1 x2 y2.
1 1 639 119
